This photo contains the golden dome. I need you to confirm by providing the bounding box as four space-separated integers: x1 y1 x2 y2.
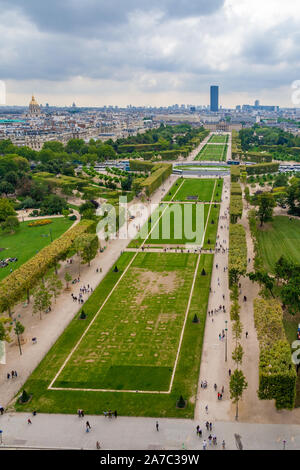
30 95 38 106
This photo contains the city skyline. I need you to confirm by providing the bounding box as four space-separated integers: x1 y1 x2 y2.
0 0 300 107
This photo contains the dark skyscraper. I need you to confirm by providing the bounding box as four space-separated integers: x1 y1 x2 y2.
210 86 219 112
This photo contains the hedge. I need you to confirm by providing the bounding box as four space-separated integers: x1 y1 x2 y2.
129 160 154 172
254 298 296 409
229 224 247 286
142 163 173 196
0 219 95 313
231 183 243 196
230 166 241 182
242 152 273 163
246 163 279 175
118 143 164 153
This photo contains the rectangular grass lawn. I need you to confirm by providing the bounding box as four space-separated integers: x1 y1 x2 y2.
164 178 222 202
257 216 300 273
15 252 214 418
129 203 208 247
53 252 197 391
0 218 74 281
208 134 229 144
195 144 227 162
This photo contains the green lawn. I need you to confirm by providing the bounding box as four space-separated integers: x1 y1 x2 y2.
129 203 208 247
15 252 214 418
202 204 221 250
257 216 300 273
208 134 229 144
0 218 74 281
164 178 223 203
195 144 227 162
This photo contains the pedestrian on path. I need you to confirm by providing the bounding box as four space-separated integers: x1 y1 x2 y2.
246 332 248 339
205 405 208 414
156 421 159 431
202 440 207 450
27 418 32 424
86 421 91 432
229 369 231 377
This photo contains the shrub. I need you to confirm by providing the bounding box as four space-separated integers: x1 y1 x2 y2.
254 298 296 409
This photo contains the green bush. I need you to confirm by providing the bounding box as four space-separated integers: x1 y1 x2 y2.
254 298 296 410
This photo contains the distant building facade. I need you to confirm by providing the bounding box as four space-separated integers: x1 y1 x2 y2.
210 86 219 112
29 95 41 116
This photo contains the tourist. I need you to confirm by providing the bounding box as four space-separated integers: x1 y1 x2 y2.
156 421 159 431
86 421 91 432
202 440 207 450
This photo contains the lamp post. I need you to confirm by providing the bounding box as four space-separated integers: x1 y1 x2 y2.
225 320 228 362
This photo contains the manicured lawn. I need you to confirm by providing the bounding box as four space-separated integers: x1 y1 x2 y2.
0 218 74 281
195 144 227 162
15 252 214 418
129 203 208 246
257 216 300 273
208 134 229 144
202 204 221 250
164 178 223 203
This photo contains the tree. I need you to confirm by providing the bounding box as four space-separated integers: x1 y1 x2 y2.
46 273 63 303
248 271 275 297
0 198 16 222
230 369 248 420
14 321 25 355
257 193 276 226
33 282 52 320
232 319 243 344
0 181 15 196
281 275 300 316
232 344 244 369
40 194 68 215
0 317 12 342
79 234 99 267
1 215 20 234
64 271 72 290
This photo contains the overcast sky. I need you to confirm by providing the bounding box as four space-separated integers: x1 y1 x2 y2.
0 0 299 108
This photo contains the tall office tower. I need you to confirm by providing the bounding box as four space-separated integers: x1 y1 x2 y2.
210 86 219 112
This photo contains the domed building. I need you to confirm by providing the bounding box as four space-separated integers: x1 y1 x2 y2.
29 95 41 116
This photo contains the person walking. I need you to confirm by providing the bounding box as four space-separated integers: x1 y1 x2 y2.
246 331 248 339
205 405 208 414
96 441 101 449
114 410 117 418
86 421 91 433
202 440 207 451
156 421 159 432
27 418 32 424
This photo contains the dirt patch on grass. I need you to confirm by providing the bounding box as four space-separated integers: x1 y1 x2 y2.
258 222 273 232
132 269 182 305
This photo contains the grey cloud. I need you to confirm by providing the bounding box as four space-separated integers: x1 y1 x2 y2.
0 0 224 37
